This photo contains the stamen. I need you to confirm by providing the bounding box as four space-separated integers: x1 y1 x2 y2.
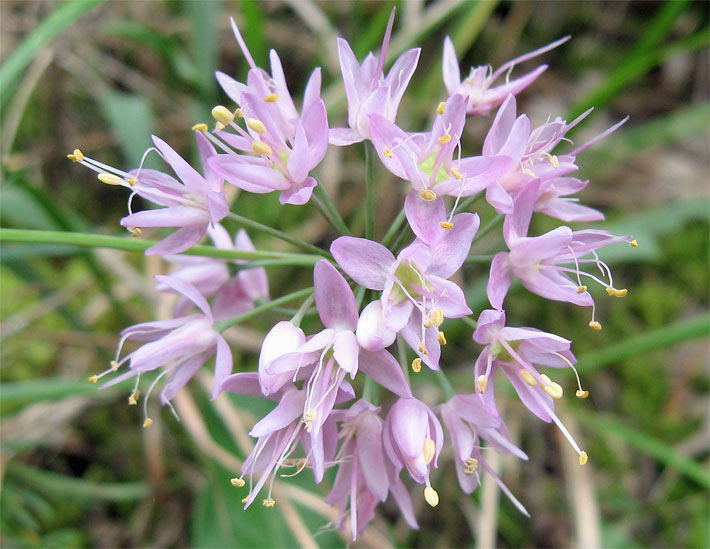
476 374 488 393
128 390 140 405
450 167 464 180
588 320 602 331
383 148 393 157
88 375 98 384
439 221 454 229
630 239 638 248
438 133 452 144
251 141 273 156
518 369 537 386
211 105 235 125
437 331 447 345
142 418 153 428
550 351 587 397
429 307 444 327
411 358 422 373
263 93 279 102
418 342 428 355
436 101 446 115
579 451 588 465
67 149 84 162
215 121 225 131
419 189 437 201
234 108 244 118
231 477 246 487
576 285 588 294
522 168 536 178
424 486 439 507
192 123 208 132
463 457 478 474
543 151 559 168
98 173 124 186
262 498 276 508
542 381 563 399
423 319 432 328
422 438 436 464
576 390 590 399
128 227 142 237
246 118 267 134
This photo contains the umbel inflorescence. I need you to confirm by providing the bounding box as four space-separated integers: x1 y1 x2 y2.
75 10 636 540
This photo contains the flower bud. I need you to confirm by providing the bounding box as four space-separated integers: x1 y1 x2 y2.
356 301 396 351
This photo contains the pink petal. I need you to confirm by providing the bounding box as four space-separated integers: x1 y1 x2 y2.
211 334 233 400
441 36 461 94
154 275 213 318
331 237 395 290
358 349 412 398
121 206 209 229
144 226 205 256
333 330 359 377
314 260 359 330
487 252 513 310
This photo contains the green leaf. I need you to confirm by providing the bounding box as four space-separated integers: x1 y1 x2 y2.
576 413 710 489
0 0 104 106
0 377 121 406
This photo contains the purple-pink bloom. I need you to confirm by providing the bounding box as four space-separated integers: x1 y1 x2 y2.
442 36 569 116
99 275 232 406
326 400 418 539
472 309 587 461
208 19 329 205
383 397 443 506
331 193 477 368
330 9 420 146
119 131 229 255
487 181 630 319
439 394 529 515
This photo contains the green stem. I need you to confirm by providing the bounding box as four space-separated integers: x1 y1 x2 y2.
312 184 351 236
214 287 314 331
454 191 483 214
382 208 406 248
464 254 495 265
226 212 328 257
396 336 410 386
0 228 321 264
471 214 504 246
435 368 456 400
290 294 315 327
365 142 375 240
362 377 379 406
390 224 412 254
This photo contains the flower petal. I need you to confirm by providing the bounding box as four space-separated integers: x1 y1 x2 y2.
331 237 394 290
314 260 358 330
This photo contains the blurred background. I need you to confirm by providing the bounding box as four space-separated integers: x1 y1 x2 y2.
1 1 708 547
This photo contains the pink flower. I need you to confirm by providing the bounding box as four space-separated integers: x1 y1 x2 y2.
487 181 631 323
209 19 329 205
442 36 569 116
119 132 229 255
330 8 420 146
98 275 232 411
439 394 529 515
326 400 418 539
471 309 589 464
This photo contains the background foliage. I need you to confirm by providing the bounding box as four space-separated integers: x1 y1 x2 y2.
1 1 708 547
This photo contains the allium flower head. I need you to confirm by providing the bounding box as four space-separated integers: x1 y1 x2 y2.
330 8 420 145
442 36 569 116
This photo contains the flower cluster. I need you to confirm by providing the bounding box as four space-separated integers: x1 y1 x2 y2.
77 9 635 540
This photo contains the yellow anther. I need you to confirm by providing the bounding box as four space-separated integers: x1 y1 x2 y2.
544 152 559 168
476 374 488 394
576 285 588 294
67 149 84 162
450 167 464 180
589 320 602 331
613 288 627 297
88 375 98 384
215 122 225 132
263 93 279 102
436 101 446 115
437 331 447 346
579 451 588 465
211 105 234 124
126 177 137 186
304 410 316 422
262 498 276 508
246 118 267 134
251 141 273 156
576 389 589 399
439 221 454 230
128 391 139 405
418 342 428 355
233 108 244 118
411 358 422 373
630 239 638 247
192 123 209 132
128 227 142 237
605 287 615 296
543 381 564 400
110 360 119 371
424 486 439 507
463 457 479 474
383 148 393 158
438 133 452 144
423 319 432 328
429 307 444 327
143 418 153 428
419 189 437 201
519 369 537 386
231 477 245 487
523 168 536 178
422 438 436 464
241 497 249 504
540 373 552 385
98 173 123 186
